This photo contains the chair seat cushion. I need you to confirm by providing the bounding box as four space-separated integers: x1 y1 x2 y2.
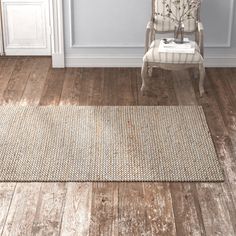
143 39 203 64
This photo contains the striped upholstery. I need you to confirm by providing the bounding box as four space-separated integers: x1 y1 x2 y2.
154 0 198 32
143 39 203 64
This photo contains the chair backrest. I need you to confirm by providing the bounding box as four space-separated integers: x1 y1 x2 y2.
152 0 200 33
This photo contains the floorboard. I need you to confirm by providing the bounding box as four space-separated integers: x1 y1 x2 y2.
60 183 92 236
0 57 235 235
171 71 206 236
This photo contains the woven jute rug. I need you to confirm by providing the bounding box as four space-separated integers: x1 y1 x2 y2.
0 105 223 182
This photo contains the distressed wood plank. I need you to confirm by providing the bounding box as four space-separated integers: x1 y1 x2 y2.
130 68 139 105
170 183 205 236
145 70 205 236
102 68 120 106
208 69 236 156
118 183 148 235
197 183 235 236
191 69 236 235
31 183 67 236
0 184 16 235
0 62 235 235
143 183 177 236
39 68 65 106
89 183 118 236
60 183 92 236
76 68 95 105
2 183 41 236
20 57 51 105
137 69 177 235
137 69 177 105
172 70 198 105
0 58 17 104
3 57 35 104
60 68 82 105
173 70 236 235
62 68 98 106
84 68 104 105
169 70 206 236
224 68 236 99
60 68 96 236
209 69 236 127
114 68 136 105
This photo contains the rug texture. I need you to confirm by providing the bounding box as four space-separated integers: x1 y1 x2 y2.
0 105 223 182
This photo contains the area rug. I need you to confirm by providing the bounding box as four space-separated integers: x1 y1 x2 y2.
0 105 223 182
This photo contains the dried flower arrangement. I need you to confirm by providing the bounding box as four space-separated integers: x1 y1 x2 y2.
156 0 201 43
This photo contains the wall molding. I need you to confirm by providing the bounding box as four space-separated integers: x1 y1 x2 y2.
50 0 65 67
204 0 234 48
65 55 143 67
68 0 144 49
68 0 234 49
65 0 236 68
65 54 236 68
204 56 236 67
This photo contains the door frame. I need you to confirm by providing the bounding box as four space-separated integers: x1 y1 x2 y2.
0 3 4 56
50 0 65 68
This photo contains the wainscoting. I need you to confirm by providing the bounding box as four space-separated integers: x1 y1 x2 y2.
63 0 236 67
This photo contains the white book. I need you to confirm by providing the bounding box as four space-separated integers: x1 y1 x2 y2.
158 38 195 54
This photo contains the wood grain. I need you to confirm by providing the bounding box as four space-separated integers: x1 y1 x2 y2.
89 183 118 236
3 57 34 104
191 69 236 235
143 183 177 236
31 183 67 236
60 68 83 105
226 68 236 100
39 67 65 106
103 68 120 106
118 183 149 235
0 57 236 235
115 68 136 105
0 58 17 104
2 183 41 235
60 183 92 236
169 71 205 236
20 57 51 105
0 184 16 235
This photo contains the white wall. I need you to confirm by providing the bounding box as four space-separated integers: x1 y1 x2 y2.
63 0 236 67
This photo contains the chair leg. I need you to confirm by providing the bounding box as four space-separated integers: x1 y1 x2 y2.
199 63 205 97
141 61 148 94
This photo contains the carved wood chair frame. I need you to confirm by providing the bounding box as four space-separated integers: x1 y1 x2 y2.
141 0 205 96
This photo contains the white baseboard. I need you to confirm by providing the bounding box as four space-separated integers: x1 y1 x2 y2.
52 53 65 68
65 55 236 68
65 55 143 67
204 56 236 67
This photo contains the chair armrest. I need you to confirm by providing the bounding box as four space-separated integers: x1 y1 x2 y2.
197 22 204 57
145 21 155 53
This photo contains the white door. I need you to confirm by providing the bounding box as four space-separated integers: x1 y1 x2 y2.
1 0 51 55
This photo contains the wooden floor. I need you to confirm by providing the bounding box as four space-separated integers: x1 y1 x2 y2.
0 57 236 236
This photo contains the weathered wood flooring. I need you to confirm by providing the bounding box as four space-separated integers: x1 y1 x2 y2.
0 56 236 236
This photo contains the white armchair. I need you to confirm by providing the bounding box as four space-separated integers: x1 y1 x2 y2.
141 0 205 96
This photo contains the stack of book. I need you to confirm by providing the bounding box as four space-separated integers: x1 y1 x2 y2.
158 38 195 54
